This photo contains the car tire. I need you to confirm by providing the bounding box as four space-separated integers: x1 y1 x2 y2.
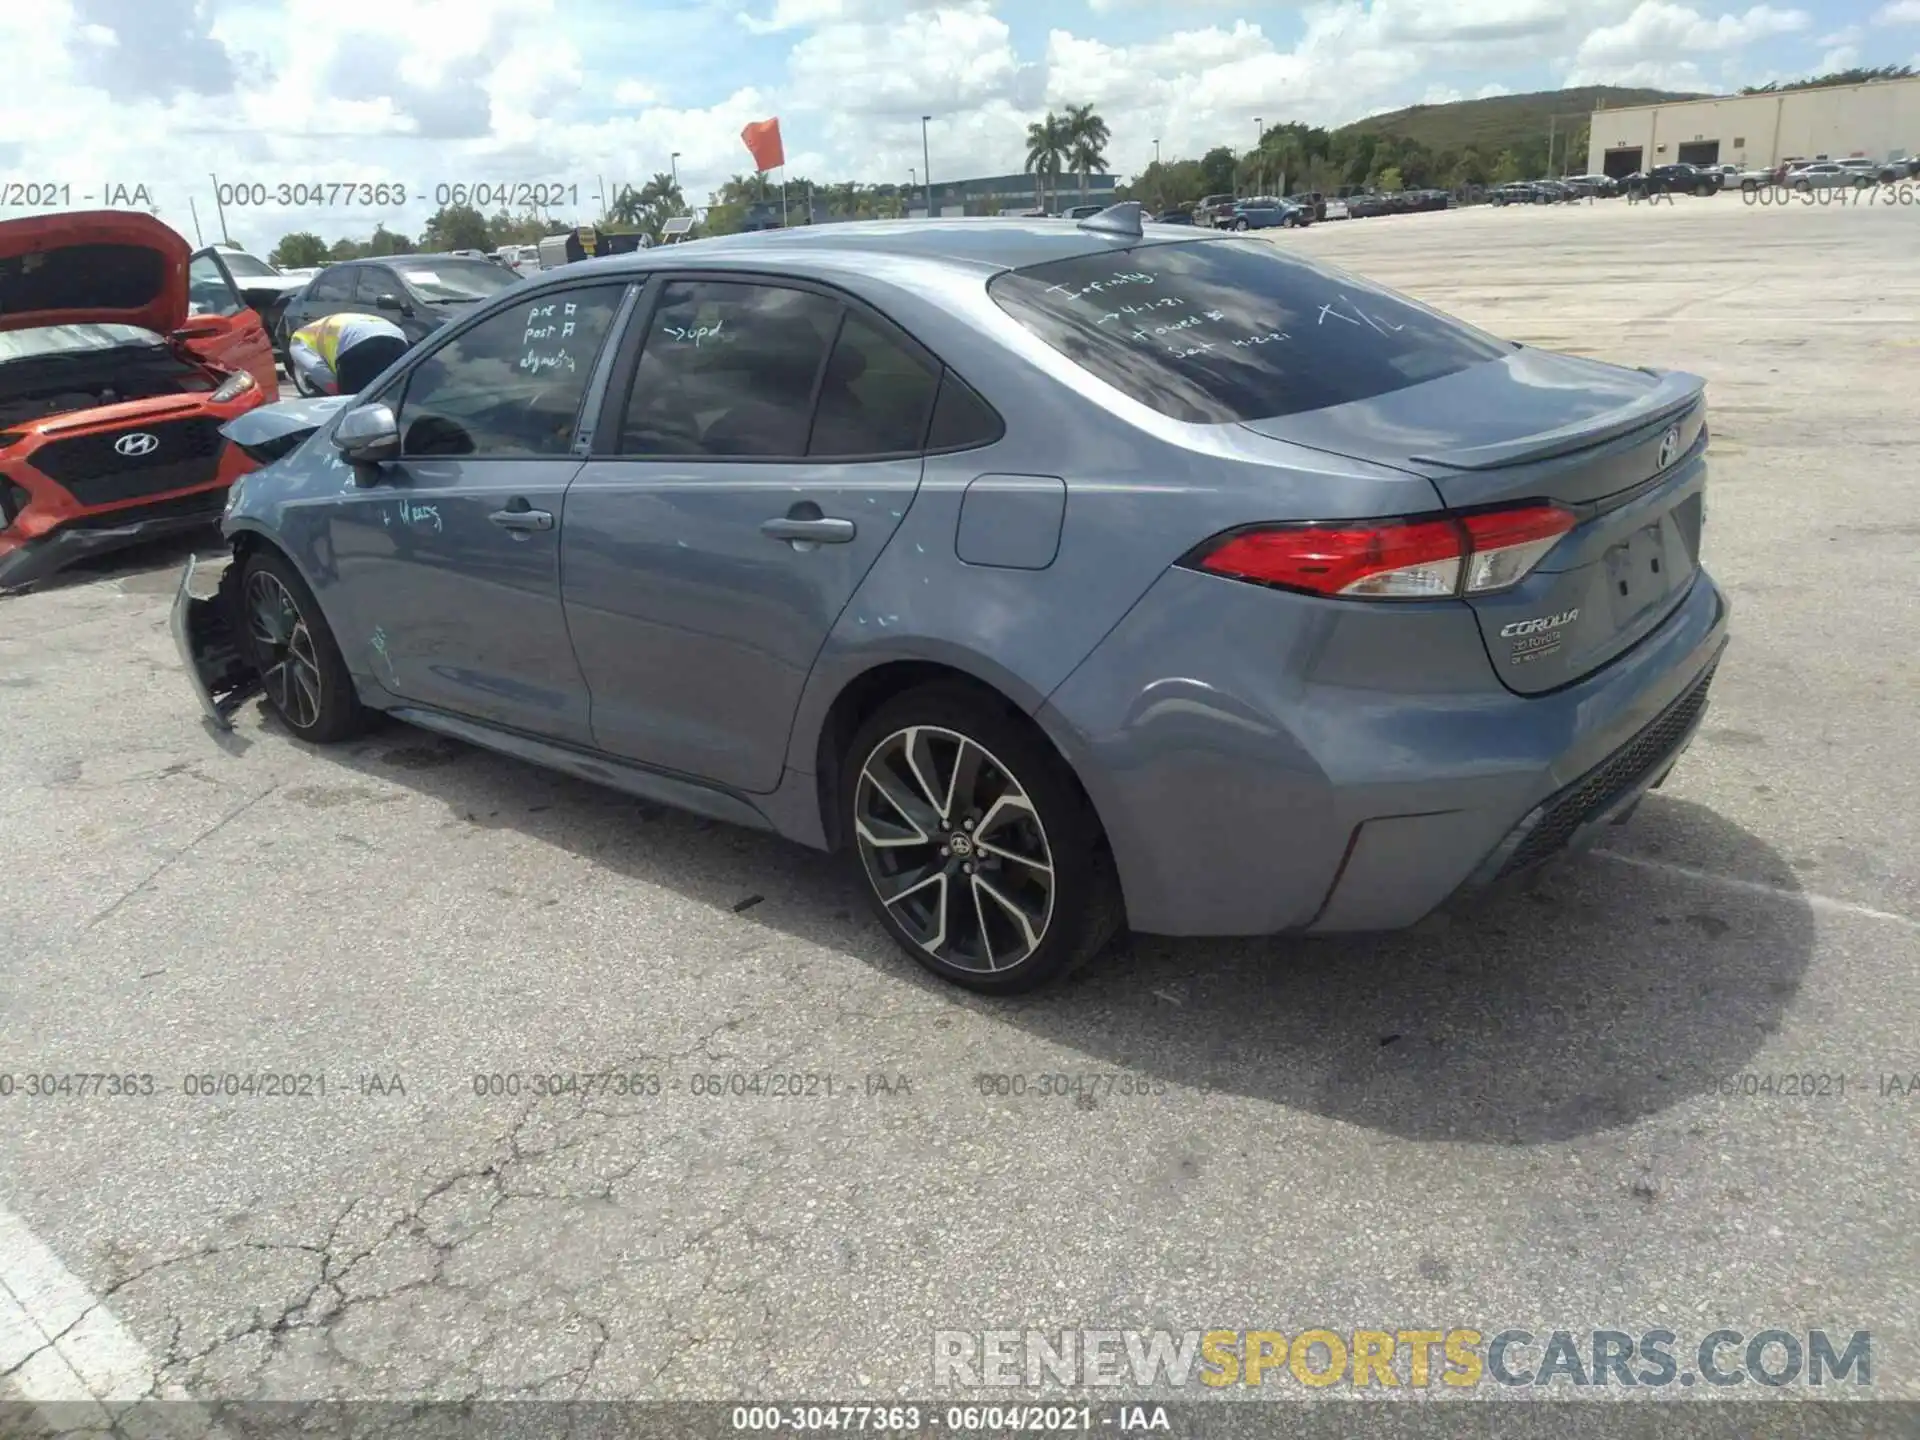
234 548 368 744
843 683 1123 995
1232 218 1249 231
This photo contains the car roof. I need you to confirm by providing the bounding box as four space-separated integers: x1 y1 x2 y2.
546 217 1218 283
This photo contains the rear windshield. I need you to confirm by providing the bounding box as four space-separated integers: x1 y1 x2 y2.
987 237 1511 424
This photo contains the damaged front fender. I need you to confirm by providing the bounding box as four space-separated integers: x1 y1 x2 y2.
171 551 261 729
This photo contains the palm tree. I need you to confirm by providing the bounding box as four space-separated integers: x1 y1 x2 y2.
638 171 683 212
608 186 646 226
1063 103 1111 203
1024 113 1069 212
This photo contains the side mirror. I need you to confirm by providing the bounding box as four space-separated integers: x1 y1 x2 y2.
375 293 410 316
334 403 401 469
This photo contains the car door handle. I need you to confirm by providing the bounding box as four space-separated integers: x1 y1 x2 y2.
761 516 855 544
489 505 553 532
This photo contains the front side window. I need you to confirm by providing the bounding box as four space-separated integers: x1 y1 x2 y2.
187 253 243 317
988 237 1511 424
352 267 398 304
395 285 626 457
308 267 355 302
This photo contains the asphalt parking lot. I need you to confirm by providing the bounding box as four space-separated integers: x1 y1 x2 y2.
1 194 1917 1417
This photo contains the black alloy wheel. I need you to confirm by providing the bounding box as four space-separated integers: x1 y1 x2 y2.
235 550 367 742
845 687 1121 993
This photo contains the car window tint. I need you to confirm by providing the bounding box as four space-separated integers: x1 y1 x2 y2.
806 312 939 458
988 237 1511 424
351 268 388 303
395 285 626 458
308 267 355 302
619 281 839 458
925 369 1002 451
187 254 242 317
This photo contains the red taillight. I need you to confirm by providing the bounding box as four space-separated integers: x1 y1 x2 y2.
1190 504 1575 600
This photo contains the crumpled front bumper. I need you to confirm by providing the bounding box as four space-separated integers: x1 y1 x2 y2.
171 552 261 729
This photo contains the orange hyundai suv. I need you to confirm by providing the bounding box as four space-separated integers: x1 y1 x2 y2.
0 211 279 590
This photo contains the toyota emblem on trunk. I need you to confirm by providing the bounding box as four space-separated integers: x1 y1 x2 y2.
1656 426 1680 471
114 432 160 457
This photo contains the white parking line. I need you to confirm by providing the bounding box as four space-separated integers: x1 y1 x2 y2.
0 1203 230 1434
1594 850 1920 932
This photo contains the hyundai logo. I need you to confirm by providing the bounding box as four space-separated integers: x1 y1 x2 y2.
1656 426 1681 471
114 432 160 458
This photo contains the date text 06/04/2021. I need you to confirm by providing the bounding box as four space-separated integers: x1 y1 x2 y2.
201 180 583 209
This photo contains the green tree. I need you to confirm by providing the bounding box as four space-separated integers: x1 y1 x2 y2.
1063 103 1111 203
327 237 365 260
270 232 328 268
1024 112 1070 211
1198 146 1237 196
1376 164 1404 192
366 224 415 256
420 203 490 252
1491 149 1524 183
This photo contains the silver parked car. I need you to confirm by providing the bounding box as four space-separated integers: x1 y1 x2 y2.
1789 162 1870 190
176 204 1727 993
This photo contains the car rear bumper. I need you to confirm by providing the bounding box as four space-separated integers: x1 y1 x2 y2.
1037 565 1730 937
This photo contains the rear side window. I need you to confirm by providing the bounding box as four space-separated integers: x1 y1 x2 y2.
926 370 1002 450
807 312 939 458
987 238 1511 424
620 281 841 458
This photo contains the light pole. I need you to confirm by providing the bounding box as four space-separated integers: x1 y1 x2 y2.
921 114 933 217
1253 117 1263 196
670 151 681 208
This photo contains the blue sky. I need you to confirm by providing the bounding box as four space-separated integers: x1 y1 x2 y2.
1 0 1915 248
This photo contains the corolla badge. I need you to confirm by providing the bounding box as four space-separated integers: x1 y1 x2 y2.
114 432 160 457
1500 609 1579 638
1656 426 1681 471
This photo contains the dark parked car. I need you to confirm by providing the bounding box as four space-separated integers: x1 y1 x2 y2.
1487 182 1540 206
177 203 1726 995
275 255 523 356
1154 210 1196 225
1631 164 1718 197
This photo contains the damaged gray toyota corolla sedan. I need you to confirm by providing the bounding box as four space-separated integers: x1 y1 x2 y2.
175 205 1729 993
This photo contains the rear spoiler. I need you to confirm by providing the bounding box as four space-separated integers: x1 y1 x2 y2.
1409 368 1704 471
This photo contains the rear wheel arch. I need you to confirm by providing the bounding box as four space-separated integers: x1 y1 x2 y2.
811 660 1111 862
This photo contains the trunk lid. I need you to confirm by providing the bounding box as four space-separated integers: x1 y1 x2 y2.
1243 348 1709 694
0 211 190 338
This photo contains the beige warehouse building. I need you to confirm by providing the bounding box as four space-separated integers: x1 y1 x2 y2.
1586 75 1920 176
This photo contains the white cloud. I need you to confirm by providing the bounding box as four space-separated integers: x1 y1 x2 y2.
1872 0 1920 22
1817 43 1861 69
0 0 1840 250
1566 1 1808 85
1476 81 1513 96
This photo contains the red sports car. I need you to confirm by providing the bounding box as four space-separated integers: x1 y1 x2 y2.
0 211 279 590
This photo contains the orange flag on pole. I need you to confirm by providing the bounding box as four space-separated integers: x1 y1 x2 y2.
741 117 786 173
